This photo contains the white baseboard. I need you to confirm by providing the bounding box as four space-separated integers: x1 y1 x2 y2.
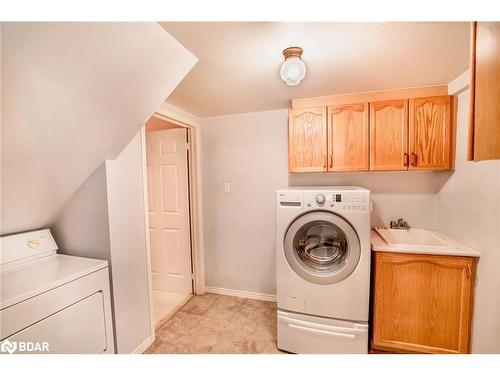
205 286 277 302
133 335 155 354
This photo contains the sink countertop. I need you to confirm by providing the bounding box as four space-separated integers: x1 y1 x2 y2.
370 229 481 258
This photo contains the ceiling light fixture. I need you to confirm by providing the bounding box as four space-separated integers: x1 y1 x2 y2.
280 47 306 86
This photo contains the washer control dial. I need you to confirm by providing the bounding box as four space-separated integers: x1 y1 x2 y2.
315 193 326 205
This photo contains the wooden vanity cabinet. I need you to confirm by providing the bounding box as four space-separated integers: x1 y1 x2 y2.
371 251 477 354
288 107 327 172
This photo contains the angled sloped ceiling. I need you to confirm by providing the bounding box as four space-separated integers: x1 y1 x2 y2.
1 22 197 235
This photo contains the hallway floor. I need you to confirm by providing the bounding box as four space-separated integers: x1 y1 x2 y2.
145 293 283 354
152 290 192 330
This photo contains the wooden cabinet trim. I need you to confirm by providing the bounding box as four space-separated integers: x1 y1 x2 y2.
372 339 462 354
371 100 406 111
330 103 367 114
292 85 448 109
467 21 477 161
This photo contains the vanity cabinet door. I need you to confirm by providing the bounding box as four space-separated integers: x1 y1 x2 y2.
327 103 369 171
371 251 476 354
288 107 328 172
370 100 409 171
409 96 453 170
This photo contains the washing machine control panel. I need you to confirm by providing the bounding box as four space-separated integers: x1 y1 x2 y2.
304 191 370 212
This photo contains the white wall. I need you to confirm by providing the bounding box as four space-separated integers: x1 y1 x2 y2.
52 132 152 353
51 163 119 348
105 132 151 354
1 22 196 235
290 172 447 228
52 163 110 261
201 109 445 295
202 110 289 295
436 88 500 353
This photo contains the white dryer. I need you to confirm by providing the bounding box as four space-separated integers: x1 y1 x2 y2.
276 187 371 354
0 229 115 354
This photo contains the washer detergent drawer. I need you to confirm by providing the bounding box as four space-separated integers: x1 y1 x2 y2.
1 292 107 354
277 310 368 354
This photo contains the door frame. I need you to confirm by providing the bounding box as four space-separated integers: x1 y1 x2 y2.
140 107 205 341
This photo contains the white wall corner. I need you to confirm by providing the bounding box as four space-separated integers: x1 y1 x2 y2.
448 69 470 95
157 102 202 128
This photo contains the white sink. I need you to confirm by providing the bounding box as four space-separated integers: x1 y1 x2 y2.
374 228 455 252
372 228 481 257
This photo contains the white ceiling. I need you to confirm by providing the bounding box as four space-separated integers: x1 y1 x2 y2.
160 22 470 117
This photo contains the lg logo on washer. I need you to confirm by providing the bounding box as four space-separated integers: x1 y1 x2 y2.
0 339 50 354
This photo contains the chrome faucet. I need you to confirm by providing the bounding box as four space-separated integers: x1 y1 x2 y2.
390 218 410 230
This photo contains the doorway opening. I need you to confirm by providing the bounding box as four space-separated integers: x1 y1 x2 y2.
143 115 197 330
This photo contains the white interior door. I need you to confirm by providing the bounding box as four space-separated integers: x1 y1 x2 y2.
146 128 192 294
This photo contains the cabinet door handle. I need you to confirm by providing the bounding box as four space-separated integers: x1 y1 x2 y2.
329 154 333 168
403 152 409 167
411 152 418 167
323 155 326 169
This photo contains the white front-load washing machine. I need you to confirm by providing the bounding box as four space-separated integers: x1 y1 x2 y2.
276 186 371 354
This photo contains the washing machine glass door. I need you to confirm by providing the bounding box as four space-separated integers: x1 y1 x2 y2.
284 211 361 285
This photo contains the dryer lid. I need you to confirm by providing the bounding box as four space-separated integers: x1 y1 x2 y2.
0 254 108 310
1 229 108 309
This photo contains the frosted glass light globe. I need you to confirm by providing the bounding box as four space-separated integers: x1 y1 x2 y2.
280 56 306 86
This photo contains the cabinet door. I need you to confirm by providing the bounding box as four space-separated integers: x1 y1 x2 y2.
409 96 452 170
288 107 327 172
372 252 476 354
469 22 500 161
370 100 408 171
328 103 369 171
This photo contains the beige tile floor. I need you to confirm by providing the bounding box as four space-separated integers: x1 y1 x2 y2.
153 290 192 330
145 293 284 354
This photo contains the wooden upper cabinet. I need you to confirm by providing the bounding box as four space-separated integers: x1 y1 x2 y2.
288 107 327 172
370 100 409 171
409 96 453 170
469 22 500 161
288 86 456 173
327 103 369 171
372 252 476 354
